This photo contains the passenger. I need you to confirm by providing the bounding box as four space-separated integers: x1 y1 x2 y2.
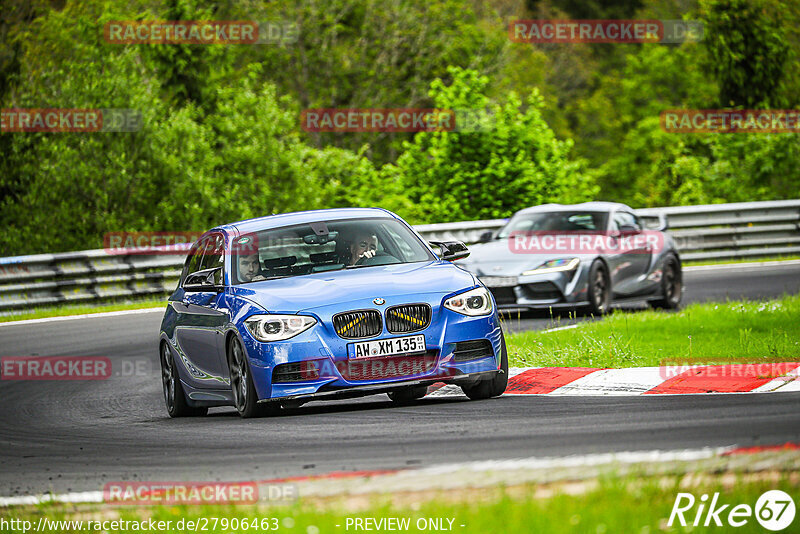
237 253 265 282
346 232 378 266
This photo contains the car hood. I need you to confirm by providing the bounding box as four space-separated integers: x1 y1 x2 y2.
230 261 476 313
455 238 596 277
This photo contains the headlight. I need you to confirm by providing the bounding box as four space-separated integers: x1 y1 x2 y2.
443 287 493 316
522 258 580 276
244 314 316 342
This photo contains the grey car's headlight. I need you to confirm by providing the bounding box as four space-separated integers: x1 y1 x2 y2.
443 287 493 316
244 314 316 342
522 258 580 276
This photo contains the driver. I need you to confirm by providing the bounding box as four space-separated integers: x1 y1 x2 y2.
237 252 265 282
347 232 378 266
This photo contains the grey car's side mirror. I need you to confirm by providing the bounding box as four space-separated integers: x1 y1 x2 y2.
429 241 470 262
183 267 224 292
478 231 494 243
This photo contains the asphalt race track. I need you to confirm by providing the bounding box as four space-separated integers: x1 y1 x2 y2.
1 262 799 496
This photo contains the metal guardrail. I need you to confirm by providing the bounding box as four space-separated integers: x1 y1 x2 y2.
1 200 799 311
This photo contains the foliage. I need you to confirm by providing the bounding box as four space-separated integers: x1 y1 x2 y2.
1 0 800 255
701 0 791 107
384 67 597 223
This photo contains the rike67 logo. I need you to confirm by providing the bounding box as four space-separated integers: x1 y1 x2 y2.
668 490 796 531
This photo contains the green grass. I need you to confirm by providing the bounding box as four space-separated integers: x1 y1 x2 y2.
507 294 800 368
3 474 795 533
683 254 800 267
0 298 166 323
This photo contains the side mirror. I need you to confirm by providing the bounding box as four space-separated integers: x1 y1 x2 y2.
656 213 669 232
429 240 470 262
618 224 640 234
478 231 494 243
183 267 224 292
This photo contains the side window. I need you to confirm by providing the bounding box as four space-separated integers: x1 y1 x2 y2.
182 239 207 284
613 211 641 232
199 234 224 285
379 224 414 260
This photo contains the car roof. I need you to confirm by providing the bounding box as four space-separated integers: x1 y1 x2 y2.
211 207 399 236
514 201 634 215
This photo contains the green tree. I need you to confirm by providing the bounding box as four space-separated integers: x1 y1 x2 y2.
384 67 597 224
701 0 790 107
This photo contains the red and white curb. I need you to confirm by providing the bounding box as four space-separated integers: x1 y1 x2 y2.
428 362 800 397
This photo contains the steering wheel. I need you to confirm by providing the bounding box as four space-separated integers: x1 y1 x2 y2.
355 251 397 266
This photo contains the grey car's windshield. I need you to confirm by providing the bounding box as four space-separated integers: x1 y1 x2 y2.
496 211 609 239
232 218 435 284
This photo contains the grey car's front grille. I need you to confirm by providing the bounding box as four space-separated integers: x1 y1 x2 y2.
487 287 517 305
385 304 431 334
333 310 382 339
519 282 561 300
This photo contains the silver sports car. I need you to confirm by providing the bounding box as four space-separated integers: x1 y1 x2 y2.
456 202 682 314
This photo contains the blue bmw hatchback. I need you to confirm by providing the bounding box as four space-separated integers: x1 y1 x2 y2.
159 208 508 418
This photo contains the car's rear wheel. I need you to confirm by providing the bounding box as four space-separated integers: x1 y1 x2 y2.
461 333 508 400
160 342 207 418
587 260 611 315
650 255 682 309
388 385 429 404
228 336 280 418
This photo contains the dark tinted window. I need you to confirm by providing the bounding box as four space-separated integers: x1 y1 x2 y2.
497 211 609 238
232 218 435 285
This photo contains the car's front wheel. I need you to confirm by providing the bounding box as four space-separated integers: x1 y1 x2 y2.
461 334 508 400
228 336 280 418
587 260 611 315
160 342 207 418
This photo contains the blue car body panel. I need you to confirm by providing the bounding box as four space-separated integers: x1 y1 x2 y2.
159 208 504 408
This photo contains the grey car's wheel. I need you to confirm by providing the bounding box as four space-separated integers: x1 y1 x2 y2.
388 385 429 404
160 343 207 418
461 332 509 400
587 260 611 315
650 255 682 309
228 336 279 418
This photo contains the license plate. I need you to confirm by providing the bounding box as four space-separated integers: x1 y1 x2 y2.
479 276 518 287
348 334 426 359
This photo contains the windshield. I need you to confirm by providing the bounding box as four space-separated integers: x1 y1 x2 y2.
232 218 435 284
496 211 609 239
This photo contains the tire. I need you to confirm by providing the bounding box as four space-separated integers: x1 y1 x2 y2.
587 260 611 316
227 336 280 418
461 333 509 400
160 342 207 418
388 385 428 404
650 255 682 309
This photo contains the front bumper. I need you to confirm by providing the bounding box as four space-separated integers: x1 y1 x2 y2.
482 266 590 310
239 296 504 402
